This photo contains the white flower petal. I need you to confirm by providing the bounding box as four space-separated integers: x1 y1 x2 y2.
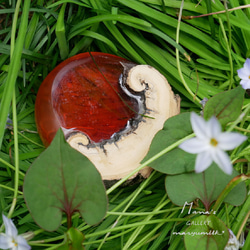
212 150 233 175
179 137 210 154
0 234 13 249
190 112 209 139
225 229 240 250
207 116 221 138
238 59 250 89
16 235 31 250
218 132 247 150
2 214 18 238
237 68 249 80
240 79 250 89
183 113 245 175
244 58 250 70
195 151 213 173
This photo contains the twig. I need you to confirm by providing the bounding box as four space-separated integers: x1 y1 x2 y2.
182 4 250 19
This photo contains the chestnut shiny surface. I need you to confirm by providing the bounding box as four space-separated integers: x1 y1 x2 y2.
35 52 138 146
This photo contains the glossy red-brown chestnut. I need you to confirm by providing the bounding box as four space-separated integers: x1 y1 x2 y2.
35 52 181 183
35 52 138 147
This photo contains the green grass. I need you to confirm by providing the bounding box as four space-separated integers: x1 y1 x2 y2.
0 0 249 249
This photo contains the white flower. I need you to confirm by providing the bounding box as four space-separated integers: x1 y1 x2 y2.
237 58 250 89
0 214 31 250
225 229 245 250
179 112 247 175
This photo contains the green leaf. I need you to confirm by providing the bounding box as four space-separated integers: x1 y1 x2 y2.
165 163 246 210
58 227 85 250
0 0 30 148
56 3 69 60
80 30 117 52
142 112 195 174
203 86 245 126
184 215 229 250
23 129 108 231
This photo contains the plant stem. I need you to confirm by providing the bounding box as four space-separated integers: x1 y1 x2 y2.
0 0 30 149
7 0 22 219
176 0 200 104
182 4 250 19
107 133 194 194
